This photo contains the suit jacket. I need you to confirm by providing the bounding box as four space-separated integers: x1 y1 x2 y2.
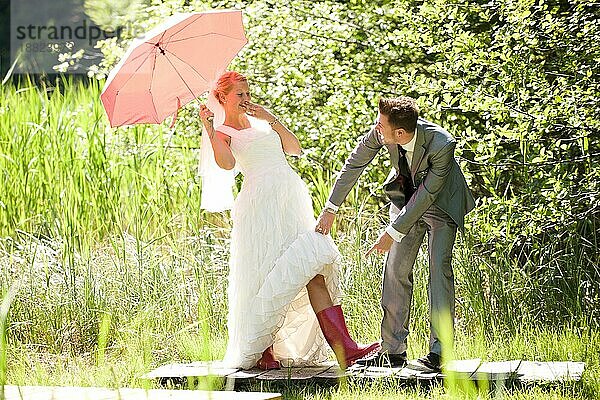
328 118 475 233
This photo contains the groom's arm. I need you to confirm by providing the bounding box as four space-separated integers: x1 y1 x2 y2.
326 126 383 209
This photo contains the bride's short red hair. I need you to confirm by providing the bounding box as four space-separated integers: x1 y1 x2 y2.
214 71 247 104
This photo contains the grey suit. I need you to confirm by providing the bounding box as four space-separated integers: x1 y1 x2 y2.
328 118 475 356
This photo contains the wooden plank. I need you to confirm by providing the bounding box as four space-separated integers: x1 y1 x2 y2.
414 371 442 381
313 365 346 380
395 367 421 380
2 386 281 400
472 360 522 381
142 361 238 379
144 359 585 386
348 364 441 381
257 368 298 381
356 366 398 379
226 368 270 380
290 366 335 380
516 361 585 382
255 365 333 381
298 365 334 380
442 358 482 380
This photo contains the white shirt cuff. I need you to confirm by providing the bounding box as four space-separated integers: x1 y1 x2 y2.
324 201 340 212
385 225 405 242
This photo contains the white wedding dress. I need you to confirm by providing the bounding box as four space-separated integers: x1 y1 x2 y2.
217 117 341 369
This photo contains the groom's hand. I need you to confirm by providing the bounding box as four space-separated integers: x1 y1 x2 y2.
315 210 335 235
366 232 394 256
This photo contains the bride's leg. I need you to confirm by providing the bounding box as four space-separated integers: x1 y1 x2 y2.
257 276 331 370
307 275 381 369
306 274 333 313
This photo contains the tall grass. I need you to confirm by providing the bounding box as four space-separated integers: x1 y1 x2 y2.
0 79 598 399
0 77 210 239
0 76 228 362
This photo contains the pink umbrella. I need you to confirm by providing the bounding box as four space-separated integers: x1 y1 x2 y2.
100 10 247 127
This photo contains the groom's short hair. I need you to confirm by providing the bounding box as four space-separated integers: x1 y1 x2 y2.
379 97 419 133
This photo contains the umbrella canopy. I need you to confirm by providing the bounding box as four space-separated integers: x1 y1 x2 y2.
101 10 247 127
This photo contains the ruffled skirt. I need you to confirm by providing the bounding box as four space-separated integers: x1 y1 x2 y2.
222 168 341 369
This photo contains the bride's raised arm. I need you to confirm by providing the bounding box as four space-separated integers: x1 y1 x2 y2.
246 102 302 156
269 119 302 157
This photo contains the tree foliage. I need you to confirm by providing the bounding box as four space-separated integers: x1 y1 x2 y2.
90 0 599 327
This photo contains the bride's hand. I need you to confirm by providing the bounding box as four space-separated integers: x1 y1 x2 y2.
244 101 275 123
198 104 215 131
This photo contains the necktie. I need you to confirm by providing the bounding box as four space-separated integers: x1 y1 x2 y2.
398 145 410 178
398 145 415 202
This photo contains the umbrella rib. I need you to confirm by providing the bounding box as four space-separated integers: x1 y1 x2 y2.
114 48 157 95
159 14 202 44
167 32 245 45
122 44 160 65
162 51 203 100
143 30 169 51
163 48 211 83
148 48 162 123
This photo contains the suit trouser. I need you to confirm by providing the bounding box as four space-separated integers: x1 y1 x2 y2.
381 204 457 356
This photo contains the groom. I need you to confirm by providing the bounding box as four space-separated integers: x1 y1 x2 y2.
315 96 475 371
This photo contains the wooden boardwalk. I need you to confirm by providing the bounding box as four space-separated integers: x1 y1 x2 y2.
143 359 585 387
2 385 281 400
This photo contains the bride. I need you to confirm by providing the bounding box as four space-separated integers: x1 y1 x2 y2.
198 71 379 370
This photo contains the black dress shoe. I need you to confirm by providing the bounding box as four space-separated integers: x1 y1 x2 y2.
416 352 442 372
355 351 407 368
